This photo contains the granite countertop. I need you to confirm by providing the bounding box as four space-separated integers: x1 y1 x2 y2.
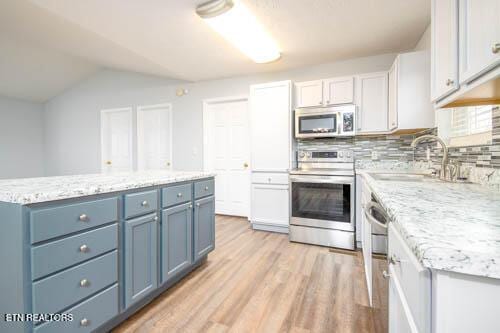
0 170 215 205
359 170 500 279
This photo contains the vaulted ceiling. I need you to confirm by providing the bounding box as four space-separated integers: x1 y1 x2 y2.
0 0 430 102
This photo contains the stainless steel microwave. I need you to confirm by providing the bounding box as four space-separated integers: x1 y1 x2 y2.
294 105 356 139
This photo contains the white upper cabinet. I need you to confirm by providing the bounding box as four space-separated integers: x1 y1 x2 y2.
323 76 355 105
431 0 459 102
250 81 292 172
295 77 355 108
458 0 500 84
294 80 323 108
356 72 389 133
388 60 399 131
390 52 435 131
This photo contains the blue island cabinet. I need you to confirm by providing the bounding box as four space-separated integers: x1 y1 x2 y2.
0 176 215 333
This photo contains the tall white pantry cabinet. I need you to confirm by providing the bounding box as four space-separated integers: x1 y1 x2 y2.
249 81 292 233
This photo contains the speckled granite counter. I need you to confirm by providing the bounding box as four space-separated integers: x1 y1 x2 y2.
359 170 500 279
0 171 215 205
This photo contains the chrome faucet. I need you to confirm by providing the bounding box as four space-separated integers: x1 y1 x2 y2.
411 134 449 180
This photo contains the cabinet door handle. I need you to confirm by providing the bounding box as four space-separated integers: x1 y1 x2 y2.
492 43 500 54
196 203 201 207
382 270 390 279
80 279 90 287
318 101 322 105
79 214 88 222
205 186 209 191
153 216 158 222
189 204 193 209
141 200 149 207
326 100 330 104
177 193 183 197
80 318 90 327
446 79 454 86
79 244 89 253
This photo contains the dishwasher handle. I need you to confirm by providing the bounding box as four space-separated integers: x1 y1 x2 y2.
363 201 388 229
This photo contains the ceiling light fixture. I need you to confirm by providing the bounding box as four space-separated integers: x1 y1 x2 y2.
196 0 281 64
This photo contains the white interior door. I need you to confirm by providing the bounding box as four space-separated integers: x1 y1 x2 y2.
203 98 250 217
137 104 172 171
101 108 133 173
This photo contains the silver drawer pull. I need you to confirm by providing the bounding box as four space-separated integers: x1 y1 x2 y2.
177 193 183 197
80 318 90 327
492 43 500 54
153 216 158 222
79 214 88 222
363 202 388 229
141 200 149 207
79 244 89 253
79 279 90 287
382 270 390 279
389 255 400 265
196 203 200 207
189 204 193 209
204 186 209 191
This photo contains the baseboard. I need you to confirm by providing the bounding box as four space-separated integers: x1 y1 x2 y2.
251 222 289 234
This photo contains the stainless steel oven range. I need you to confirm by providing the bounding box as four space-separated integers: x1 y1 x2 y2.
289 149 355 250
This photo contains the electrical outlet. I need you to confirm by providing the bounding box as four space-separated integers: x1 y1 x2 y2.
371 151 378 160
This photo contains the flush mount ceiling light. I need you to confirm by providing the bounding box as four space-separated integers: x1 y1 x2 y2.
196 0 281 64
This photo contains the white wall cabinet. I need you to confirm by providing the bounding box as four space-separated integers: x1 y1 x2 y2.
431 0 459 102
432 0 500 107
249 81 291 233
323 76 355 105
294 80 323 108
458 0 500 84
295 77 354 108
356 72 389 133
389 52 435 130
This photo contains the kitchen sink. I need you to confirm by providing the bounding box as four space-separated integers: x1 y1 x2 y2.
368 173 439 182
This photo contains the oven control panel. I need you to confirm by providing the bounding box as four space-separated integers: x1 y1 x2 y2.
297 149 354 162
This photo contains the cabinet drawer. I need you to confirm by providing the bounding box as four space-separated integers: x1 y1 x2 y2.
194 179 214 199
31 224 118 280
124 190 158 219
32 251 118 314
34 284 118 333
30 198 118 244
162 183 192 208
388 224 431 333
251 172 289 185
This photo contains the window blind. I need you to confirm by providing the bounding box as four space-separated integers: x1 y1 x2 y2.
450 105 492 138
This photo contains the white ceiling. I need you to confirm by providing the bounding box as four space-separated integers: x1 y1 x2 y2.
0 0 430 102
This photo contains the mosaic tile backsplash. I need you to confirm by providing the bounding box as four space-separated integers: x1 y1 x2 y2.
296 107 500 188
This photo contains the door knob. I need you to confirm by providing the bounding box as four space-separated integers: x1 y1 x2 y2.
141 200 149 207
243 162 249 168
80 318 90 327
492 43 500 54
446 79 454 86
80 279 90 287
105 160 112 165
79 244 89 253
79 214 88 222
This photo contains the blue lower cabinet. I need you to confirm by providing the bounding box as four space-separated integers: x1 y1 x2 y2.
124 213 158 308
161 202 193 283
32 251 118 315
34 284 118 333
194 196 215 262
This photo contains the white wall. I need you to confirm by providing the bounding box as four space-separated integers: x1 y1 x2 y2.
44 53 397 175
414 24 431 51
0 95 45 179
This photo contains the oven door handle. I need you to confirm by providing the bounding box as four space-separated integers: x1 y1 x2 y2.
289 175 354 184
363 202 389 229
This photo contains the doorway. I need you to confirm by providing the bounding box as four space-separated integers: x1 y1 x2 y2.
100 108 133 173
137 103 173 171
203 96 250 218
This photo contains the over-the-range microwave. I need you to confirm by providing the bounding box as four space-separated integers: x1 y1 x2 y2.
294 105 356 139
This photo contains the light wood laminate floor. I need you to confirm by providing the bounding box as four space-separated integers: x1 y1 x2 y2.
113 215 387 333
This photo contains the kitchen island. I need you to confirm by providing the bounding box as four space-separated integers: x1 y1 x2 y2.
358 169 500 333
0 171 215 333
